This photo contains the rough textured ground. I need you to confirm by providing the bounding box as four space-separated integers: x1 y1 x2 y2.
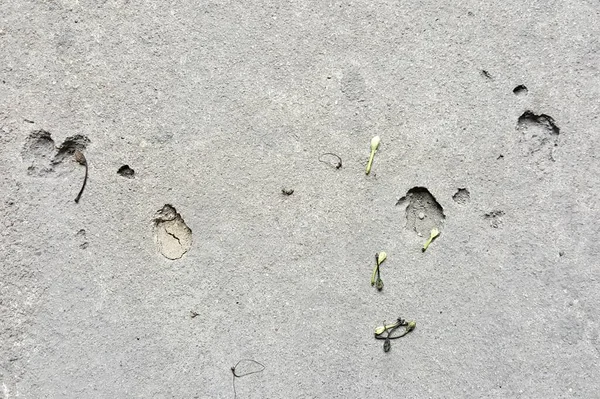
1 1 600 398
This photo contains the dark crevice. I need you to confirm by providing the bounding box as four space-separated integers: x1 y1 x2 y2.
517 111 560 136
117 165 135 178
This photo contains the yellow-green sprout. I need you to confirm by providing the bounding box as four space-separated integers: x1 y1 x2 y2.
422 228 440 252
374 319 401 335
377 252 387 266
371 251 387 287
374 325 386 335
365 135 381 175
406 321 416 333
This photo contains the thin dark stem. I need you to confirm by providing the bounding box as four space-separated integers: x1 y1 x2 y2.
375 253 383 291
232 371 237 399
318 152 342 169
74 151 88 203
231 359 265 399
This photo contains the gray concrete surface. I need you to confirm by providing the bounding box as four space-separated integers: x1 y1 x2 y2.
2 1 600 398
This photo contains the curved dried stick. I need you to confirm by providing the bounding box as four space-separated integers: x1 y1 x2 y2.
318 152 342 169
74 150 88 203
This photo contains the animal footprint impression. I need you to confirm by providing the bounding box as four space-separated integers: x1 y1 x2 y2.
153 204 192 260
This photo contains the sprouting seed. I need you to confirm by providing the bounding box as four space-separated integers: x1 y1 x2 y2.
422 228 440 252
365 135 381 175
374 319 402 335
377 252 387 266
371 251 386 288
374 317 415 352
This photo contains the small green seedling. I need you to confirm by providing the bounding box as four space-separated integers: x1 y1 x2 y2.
422 227 440 252
365 135 381 175
374 319 402 335
371 251 386 290
374 317 417 352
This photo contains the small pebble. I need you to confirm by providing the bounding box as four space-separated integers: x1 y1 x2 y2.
418 212 425 219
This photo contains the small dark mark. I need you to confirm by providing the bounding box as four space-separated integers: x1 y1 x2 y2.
318 152 342 169
190 310 199 318
166 230 182 245
136 337 140 341
282 188 294 196
23 118 35 124
117 164 135 178
383 339 391 352
74 150 88 203
481 69 493 79
484 210 504 228
231 359 265 399
559 251 565 257
452 188 470 205
497 154 504 160
513 85 528 96
468 11 474 16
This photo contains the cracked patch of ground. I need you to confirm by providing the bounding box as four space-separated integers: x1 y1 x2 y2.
517 111 560 162
340 68 366 102
21 130 55 176
153 204 192 260
21 130 90 176
452 188 470 205
53 135 90 165
397 187 445 236
484 210 505 228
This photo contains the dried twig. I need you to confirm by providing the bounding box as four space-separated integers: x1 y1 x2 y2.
318 152 342 169
74 150 88 203
231 359 265 398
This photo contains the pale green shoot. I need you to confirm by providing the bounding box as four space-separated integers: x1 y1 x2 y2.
422 228 440 252
371 251 387 286
377 252 387 266
365 135 381 175
374 319 402 335
374 319 417 336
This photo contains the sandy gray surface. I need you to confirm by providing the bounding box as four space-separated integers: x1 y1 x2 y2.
2 1 600 398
